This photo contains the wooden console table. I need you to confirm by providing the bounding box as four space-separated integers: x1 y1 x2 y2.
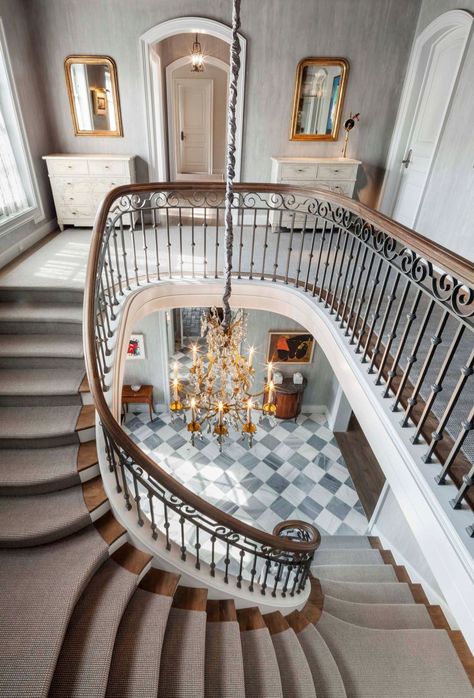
274 377 307 421
122 384 154 421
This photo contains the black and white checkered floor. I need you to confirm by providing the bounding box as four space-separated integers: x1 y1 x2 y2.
123 409 368 537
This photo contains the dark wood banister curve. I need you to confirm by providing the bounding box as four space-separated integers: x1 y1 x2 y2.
84 181 472 557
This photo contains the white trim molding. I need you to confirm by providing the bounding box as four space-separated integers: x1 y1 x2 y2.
140 16 246 182
378 9 473 218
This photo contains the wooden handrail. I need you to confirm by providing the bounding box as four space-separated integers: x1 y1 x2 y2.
84 181 472 558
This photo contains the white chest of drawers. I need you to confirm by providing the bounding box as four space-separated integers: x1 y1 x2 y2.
270 156 360 229
43 154 136 230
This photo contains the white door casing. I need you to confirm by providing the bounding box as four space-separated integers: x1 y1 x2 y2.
378 10 473 227
174 78 213 176
140 17 246 182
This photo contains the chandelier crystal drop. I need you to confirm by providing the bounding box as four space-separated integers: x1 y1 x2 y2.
170 308 276 450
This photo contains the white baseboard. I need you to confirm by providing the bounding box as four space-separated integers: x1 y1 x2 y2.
300 404 328 415
0 217 57 270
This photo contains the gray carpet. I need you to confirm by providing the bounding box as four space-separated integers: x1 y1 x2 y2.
270 627 316 698
0 445 80 494
0 405 81 444
0 333 83 358
319 579 415 605
0 485 91 547
158 607 207 698
240 628 284 698
312 564 399 583
205 622 246 698
323 595 434 629
296 622 347 698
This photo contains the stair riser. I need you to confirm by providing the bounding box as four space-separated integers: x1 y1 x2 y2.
0 289 84 304
0 357 84 369
0 433 79 449
0 321 82 335
0 394 82 407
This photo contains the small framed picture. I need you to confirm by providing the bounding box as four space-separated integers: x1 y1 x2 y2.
267 331 315 364
127 334 146 360
91 87 107 115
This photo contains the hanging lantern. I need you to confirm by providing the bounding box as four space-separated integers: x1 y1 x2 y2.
191 34 204 72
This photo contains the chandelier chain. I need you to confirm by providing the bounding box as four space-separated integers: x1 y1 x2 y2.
223 0 241 329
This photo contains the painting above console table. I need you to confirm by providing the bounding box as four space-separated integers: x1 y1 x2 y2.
43 154 136 230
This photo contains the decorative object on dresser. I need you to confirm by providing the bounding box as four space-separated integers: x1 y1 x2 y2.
290 58 349 141
342 111 360 158
43 154 135 230
267 331 315 364
272 376 307 421
64 55 123 136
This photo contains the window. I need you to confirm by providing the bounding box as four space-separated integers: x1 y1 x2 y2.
0 18 43 233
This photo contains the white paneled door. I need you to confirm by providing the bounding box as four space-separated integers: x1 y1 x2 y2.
174 78 213 175
391 26 468 228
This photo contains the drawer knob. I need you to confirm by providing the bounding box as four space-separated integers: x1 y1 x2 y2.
105 165 110 169
68 165 72 169
72 211 76 215
334 169 340 172
69 197 74 200
297 168 304 172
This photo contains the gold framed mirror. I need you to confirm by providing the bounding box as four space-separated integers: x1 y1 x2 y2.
64 55 123 137
290 58 349 141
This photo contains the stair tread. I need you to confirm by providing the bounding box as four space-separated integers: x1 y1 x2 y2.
49 557 138 698
319 579 416 605
0 525 108 698
317 611 474 697
0 334 83 358
205 615 246 698
0 405 81 439
264 612 316 698
0 367 85 395
0 485 91 547
0 302 83 323
312 564 398 583
323 595 434 629
318 535 372 550
158 603 208 698
313 549 383 566
239 623 284 698
106 585 174 697
291 612 347 698
0 444 80 494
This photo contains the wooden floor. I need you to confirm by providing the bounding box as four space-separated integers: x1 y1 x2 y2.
334 414 386 520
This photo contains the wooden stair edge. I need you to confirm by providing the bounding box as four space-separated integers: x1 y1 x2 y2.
172 585 208 611
93 509 126 545
206 599 237 623
82 475 108 513
76 405 95 431
77 440 98 472
262 611 290 635
237 606 266 632
286 609 311 634
448 630 474 688
139 567 181 597
111 541 152 575
79 374 90 393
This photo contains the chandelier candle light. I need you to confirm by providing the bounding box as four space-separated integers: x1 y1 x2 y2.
170 0 276 448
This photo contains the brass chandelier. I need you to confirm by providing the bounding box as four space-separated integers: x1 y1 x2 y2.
170 309 276 449
170 0 275 448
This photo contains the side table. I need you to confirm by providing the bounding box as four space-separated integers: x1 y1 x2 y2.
122 384 154 421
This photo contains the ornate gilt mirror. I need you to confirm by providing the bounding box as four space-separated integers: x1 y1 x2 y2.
64 55 123 137
290 58 349 141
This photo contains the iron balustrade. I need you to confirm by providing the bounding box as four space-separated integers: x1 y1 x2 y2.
84 183 474 596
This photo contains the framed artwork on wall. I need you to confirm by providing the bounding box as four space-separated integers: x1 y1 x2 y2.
127 334 146 360
267 332 315 364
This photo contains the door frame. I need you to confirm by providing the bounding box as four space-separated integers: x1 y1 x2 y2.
166 55 229 180
140 16 246 182
378 10 472 221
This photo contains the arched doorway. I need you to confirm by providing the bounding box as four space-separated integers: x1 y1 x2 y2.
378 10 472 227
140 17 246 182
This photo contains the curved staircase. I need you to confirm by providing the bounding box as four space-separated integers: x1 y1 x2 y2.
0 286 473 696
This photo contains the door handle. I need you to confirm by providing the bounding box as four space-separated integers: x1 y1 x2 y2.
180 131 185 141
402 148 412 168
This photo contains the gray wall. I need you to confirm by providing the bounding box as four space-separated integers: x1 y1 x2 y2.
412 0 474 262
123 310 169 407
26 0 420 205
0 0 55 265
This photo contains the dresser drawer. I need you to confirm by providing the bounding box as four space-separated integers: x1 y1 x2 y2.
87 159 128 176
59 204 96 220
280 163 318 180
48 159 88 176
316 180 354 197
317 164 357 180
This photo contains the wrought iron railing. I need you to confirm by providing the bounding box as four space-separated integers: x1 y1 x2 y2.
84 183 474 600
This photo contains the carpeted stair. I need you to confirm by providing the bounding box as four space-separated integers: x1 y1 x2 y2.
0 289 472 697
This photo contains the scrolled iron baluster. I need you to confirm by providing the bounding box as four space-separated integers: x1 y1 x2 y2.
203 207 208 279
148 490 158 540
325 227 343 310
179 515 187 560
210 535 216 577
383 288 423 399
368 271 401 375
224 542 230 583
140 210 150 284
191 208 196 278
249 552 258 592
437 405 474 485
271 562 283 598
344 244 368 339
163 502 171 551
152 207 161 281
249 208 257 279
330 229 350 315
375 278 411 387
272 211 283 282
304 216 318 292
166 209 172 279
260 209 271 281
119 218 131 291
318 223 337 304
361 264 392 365
118 458 132 511
261 558 271 595
195 525 201 569
312 220 328 297
356 257 383 354
133 472 144 527
237 549 245 588
130 212 139 286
